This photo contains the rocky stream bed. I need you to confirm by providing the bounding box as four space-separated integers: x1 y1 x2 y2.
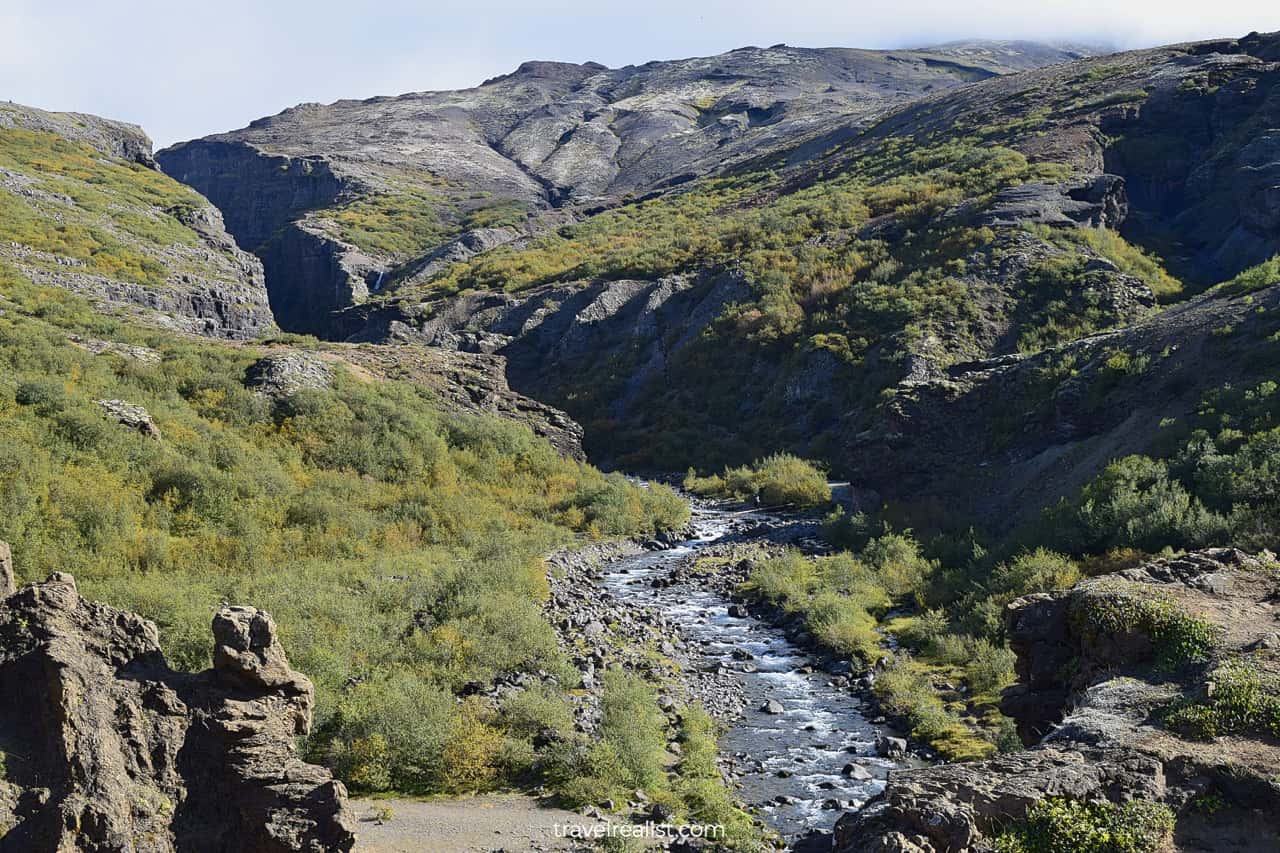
545 499 917 845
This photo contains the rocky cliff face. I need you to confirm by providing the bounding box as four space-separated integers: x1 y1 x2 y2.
850 31 1280 287
157 42 1088 334
155 34 1280 533
833 548 1280 852
336 33 1280 521
0 571 355 852
845 276 1280 532
0 103 276 339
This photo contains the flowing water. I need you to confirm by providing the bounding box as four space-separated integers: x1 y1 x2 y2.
600 504 910 839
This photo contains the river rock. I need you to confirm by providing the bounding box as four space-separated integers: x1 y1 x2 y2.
875 734 908 758
761 699 785 714
842 763 874 781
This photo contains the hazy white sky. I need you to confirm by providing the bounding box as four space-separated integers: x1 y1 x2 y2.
3 0 1279 148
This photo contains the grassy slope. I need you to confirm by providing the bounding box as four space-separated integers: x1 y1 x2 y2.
0 127 212 287
0 260 717 814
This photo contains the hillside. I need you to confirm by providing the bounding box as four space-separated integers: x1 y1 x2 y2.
248 32 1280 542
4 26 1280 853
156 41 1088 333
0 103 274 338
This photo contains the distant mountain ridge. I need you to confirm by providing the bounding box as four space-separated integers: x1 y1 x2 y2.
156 40 1089 332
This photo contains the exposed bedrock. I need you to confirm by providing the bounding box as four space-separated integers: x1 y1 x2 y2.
156 139 356 335
832 548 1280 853
0 572 356 852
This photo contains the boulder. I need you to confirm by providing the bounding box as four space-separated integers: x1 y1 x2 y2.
842 763 873 781
875 734 908 759
96 398 161 439
0 572 356 852
244 352 334 399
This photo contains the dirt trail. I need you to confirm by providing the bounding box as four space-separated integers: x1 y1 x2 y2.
351 795 592 853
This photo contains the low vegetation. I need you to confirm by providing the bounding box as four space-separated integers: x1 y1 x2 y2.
1073 584 1220 668
1163 659 1280 740
1046 375 1280 555
740 533 1061 759
542 676 762 849
0 262 688 801
0 127 206 286
684 453 831 507
994 798 1175 853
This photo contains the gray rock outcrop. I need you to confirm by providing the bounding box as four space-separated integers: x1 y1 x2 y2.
0 572 356 852
833 548 1280 852
96 399 162 439
157 42 1087 334
244 352 334 399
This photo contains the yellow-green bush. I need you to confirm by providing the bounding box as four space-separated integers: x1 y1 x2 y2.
994 797 1175 853
685 453 830 507
0 128 205 286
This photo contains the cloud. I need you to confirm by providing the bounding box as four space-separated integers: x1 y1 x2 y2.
2 0 1278 147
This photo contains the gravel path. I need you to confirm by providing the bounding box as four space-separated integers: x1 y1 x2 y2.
351 795 592 852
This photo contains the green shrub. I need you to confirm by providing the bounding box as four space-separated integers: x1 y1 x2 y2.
873 657 995 761
1163 659 1280 740
746 550 890 663
1075 584 1221 668
994 797 1175 853
0 270 689 800
820 507 879 550
1066 455 1228 553
685 453 830 507
1214 256 1280 297
863 532 937 603
674 707 764 850
598 670 668 791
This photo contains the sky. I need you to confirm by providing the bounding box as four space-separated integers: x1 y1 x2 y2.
3 1 1280 148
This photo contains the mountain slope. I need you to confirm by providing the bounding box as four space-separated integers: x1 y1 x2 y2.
156 41 1088 333
318 32 1280 537
0 103 274 338
156 32 1280 540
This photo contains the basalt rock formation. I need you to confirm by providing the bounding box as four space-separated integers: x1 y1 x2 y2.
0 103 275 339
833 548 1280 852
0 572 356 852
157 42 1088 334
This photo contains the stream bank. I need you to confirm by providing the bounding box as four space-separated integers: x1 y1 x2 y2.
546 499 921 844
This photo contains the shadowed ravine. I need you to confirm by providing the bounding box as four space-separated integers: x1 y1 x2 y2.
601 504 911 838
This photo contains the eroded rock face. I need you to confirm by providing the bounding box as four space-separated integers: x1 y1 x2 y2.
0 572 355 852
833 548 1280 852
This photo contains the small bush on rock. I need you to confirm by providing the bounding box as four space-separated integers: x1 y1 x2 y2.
994 797 1175 853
